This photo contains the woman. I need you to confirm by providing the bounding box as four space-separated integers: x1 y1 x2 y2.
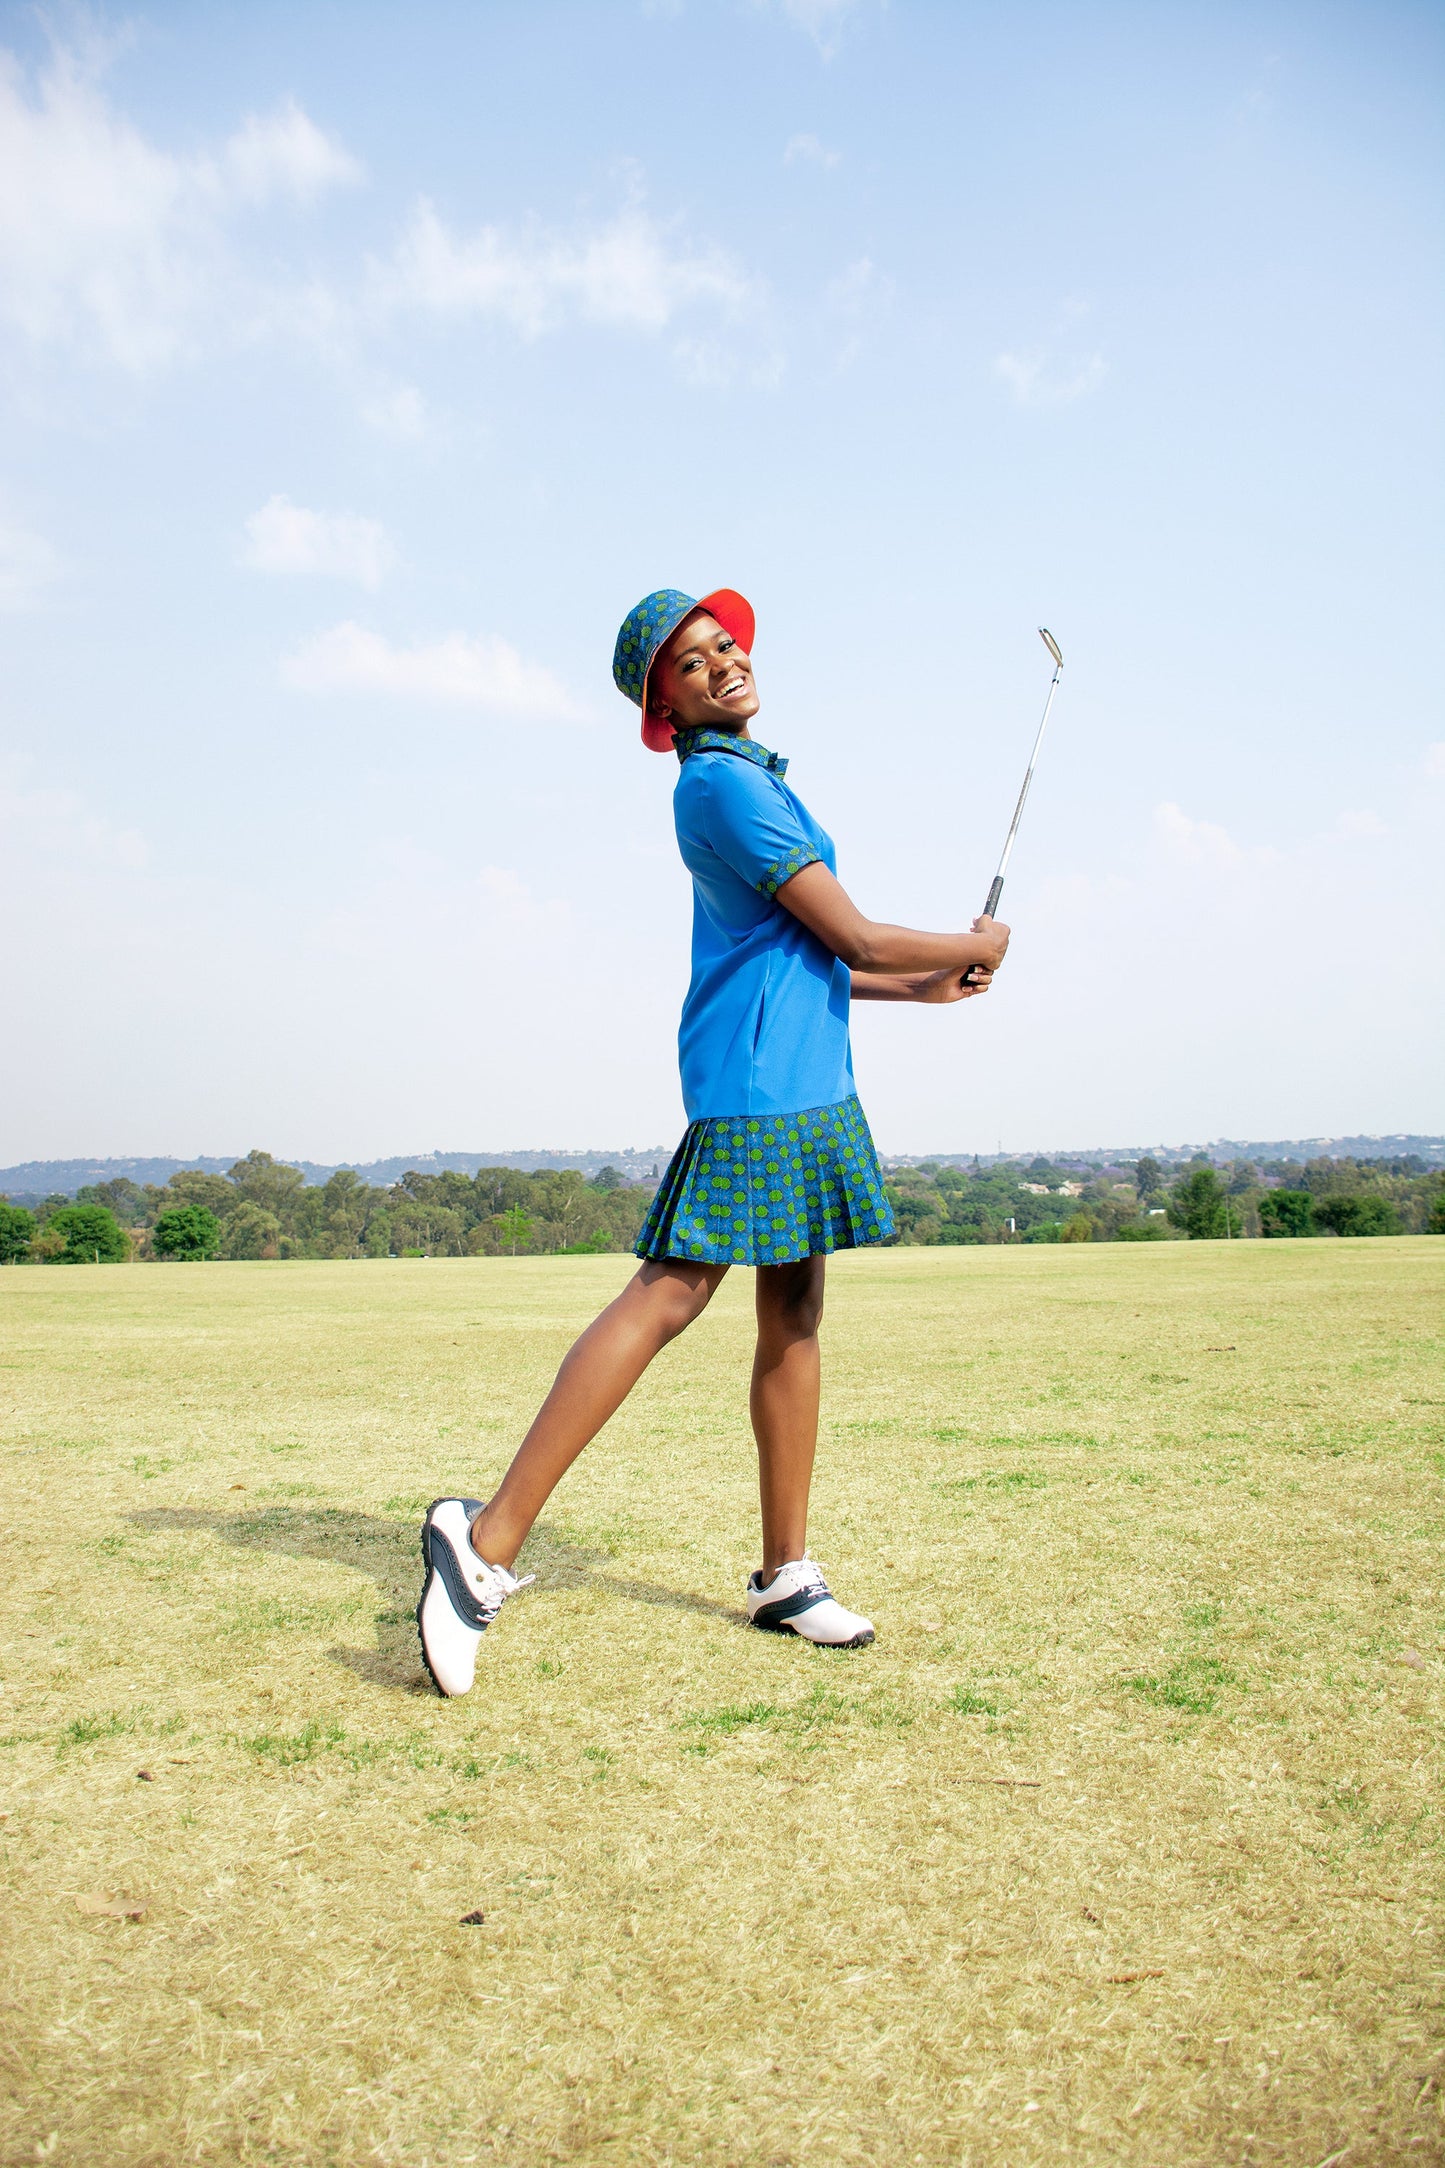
418 587 1009 1696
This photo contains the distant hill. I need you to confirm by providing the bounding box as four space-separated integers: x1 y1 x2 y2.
0 1146 673 1203
884 1134 1445 1171
3 1134 1440 1204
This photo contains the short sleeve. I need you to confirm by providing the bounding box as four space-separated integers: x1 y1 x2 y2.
699 758 822 897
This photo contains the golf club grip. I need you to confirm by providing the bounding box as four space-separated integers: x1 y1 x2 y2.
983 874 1003 920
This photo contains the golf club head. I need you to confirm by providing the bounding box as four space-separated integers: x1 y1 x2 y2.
1038 627 1063 669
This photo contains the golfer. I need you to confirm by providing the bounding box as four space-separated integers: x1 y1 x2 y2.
418 587 1010 1696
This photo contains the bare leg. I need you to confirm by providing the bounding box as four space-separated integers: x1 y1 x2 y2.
751 1254 826 1581
468 1257 727 1570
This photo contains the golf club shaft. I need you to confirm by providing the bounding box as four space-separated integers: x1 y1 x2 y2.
982 658 1062 920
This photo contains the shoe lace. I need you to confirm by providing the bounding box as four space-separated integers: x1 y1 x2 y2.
472 1562 535 1625
794 1556 829 1595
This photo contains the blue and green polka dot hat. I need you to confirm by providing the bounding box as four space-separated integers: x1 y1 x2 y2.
612 586 755 751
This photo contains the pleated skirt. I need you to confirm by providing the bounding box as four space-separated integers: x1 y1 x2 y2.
635 1094 895 1267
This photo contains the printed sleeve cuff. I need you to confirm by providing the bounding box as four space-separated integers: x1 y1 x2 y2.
757 846 821 897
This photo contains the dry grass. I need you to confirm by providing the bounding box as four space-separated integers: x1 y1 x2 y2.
1 1240 1442 2166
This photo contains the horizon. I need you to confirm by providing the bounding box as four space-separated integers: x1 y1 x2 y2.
5 1129 1443 1204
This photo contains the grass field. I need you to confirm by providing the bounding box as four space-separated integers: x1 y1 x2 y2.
1 1241 1441 2166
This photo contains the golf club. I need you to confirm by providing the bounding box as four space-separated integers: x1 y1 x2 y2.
981 627 1064 920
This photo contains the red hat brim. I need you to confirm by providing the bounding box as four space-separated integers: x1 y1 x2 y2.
640 588 757 752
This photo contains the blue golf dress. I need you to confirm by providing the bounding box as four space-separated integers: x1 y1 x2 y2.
636 729 894 1266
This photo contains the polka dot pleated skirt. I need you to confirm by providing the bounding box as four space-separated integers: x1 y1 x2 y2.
635 1095 895 1266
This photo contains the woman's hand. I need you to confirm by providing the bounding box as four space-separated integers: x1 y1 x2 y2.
907 915 1010 1001
913 962 994 1003
969 913 1010 969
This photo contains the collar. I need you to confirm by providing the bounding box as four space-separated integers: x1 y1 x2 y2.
673 727 788 777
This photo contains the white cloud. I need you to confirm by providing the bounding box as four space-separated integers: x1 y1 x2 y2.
0 38 752 385
240 496 393 589
1153 800 1248 868
828 256 879 313
762 0 868 59
1152 799 1396 868
1424 741 1445 781
1143 802 1282 867
373 199 751 337
994 347 1107 408
784 133 842 169
280 621 586 721
0 769 147 872
360 383 429 440
220 99 362 207
0 40 359 369
0 516 60 611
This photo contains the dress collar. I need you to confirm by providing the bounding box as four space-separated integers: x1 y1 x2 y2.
673 728 788 777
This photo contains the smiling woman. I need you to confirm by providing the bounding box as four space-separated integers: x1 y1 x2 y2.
416 585 1014 1699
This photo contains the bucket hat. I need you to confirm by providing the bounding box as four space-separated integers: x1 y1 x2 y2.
613 587 756 752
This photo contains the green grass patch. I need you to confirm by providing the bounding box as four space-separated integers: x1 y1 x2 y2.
1126 1655 1238 1715
244 1718 346 1764
951 1685 1000 1717
57 1711 135 1752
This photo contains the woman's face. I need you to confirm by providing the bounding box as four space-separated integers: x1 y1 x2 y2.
649 610 759 733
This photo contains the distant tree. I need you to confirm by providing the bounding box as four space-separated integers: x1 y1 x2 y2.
1314 1195 1399 1238
163 1170 237 1218
392 1202 465 1256
940 1197 997 1241
887 1189 943 1242
75 1178 147 1224
222 1203 282 1259
315 1168 384 1259
227 1151 306 1217
44 1204 129 1264
0 1202 35 1263
1429 1192 1445 1235
1060 1213 1094 1243
152 1205 221 1260
1167 1168 1228 1240
590 1165 623 1192
1299 1155 1363 1197
1115 1220 1168 1241
1259 1190 1315 1238
498 1205 533 1255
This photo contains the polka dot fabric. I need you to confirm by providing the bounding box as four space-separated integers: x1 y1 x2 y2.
636 1095 895 1267
612 589 698 708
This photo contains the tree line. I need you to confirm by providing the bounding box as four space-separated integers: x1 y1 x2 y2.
0 1152 651 1264
0 1147 1439 1266
880 1153 1444 1246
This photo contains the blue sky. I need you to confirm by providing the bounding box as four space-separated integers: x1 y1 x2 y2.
1 0 1441 1161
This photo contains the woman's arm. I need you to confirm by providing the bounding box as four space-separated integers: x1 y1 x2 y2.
775 861 1009 1004
849 966 996 1003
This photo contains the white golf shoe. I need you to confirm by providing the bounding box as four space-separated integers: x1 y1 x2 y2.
746 1556 875 1647
417 1498 533 1697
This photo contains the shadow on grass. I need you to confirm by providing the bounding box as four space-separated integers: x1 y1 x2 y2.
130 1505 741 1694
